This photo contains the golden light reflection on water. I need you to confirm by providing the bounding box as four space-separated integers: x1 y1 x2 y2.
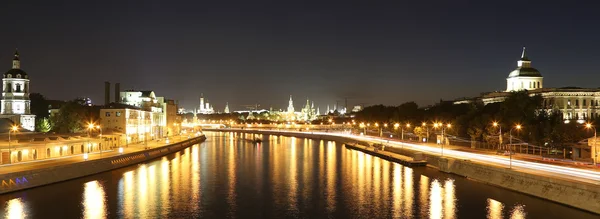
191 145 200 215
420 175 430 218
82 180 107 219
160 157 170 217
5 198 26 219
122 170 134 219
326 141 336 214
288 137 298 213
487 198 504 219
510 204 527 219
393 164 403 218
403 167 414 218
429 179 443 219
444 179 456 219
137 164 148 218
227 138 237 216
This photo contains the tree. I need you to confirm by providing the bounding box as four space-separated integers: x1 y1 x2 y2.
51 101 87 133
413 126 428 140
35 118 51 133
30 93 49 119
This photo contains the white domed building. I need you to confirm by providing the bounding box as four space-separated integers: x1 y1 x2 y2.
0 50 35 131
455 47 600 123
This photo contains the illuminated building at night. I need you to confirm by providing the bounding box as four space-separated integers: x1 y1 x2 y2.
455 47 600 122
0 50 35 131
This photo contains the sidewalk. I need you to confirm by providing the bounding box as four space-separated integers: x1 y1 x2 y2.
0 135 190 175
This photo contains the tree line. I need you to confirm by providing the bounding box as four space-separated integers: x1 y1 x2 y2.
354 91 594 148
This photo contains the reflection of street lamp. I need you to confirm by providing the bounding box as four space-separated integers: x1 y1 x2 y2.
509 124 522 169
585 123 597 166
8 125 18 164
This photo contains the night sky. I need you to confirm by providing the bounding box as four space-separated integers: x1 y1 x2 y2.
1 1 600 111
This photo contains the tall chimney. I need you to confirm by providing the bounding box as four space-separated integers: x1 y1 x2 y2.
115 83 121 103
104 81 110 105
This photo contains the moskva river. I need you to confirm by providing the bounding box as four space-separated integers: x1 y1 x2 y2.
0 132 595 218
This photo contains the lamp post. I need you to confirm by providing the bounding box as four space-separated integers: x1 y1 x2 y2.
422 122 430 143
509 124 522 169
87 123 95 153
493 122 502 150
359 123 366 135
434 123 451 156
8 125 17 164
96 125 103 157
402 123 410 140
383 123 388 137
585 123 597 166
394 123 400 139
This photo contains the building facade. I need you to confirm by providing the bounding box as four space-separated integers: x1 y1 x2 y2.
1 50 35 131
455 47 600 122
100 107 162 144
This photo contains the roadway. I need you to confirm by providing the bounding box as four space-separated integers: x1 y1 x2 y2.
0 135 191 175
221 128 600 185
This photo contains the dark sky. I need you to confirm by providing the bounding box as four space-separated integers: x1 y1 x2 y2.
1 1 600 111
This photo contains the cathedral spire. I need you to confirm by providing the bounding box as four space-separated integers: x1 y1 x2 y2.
12 49 20 69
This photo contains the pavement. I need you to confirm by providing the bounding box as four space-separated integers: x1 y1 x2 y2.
0 135 191 175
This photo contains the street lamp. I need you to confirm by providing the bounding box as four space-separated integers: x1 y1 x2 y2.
434 123 451 156
8 125 18 164
402 123 410 140
585 123 597 166
359 123 366 135
509 124 522 169
87 123 95 153
422 122 430 143
394 123 400 138
493 122 502 150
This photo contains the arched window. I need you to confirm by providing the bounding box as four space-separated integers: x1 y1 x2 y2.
81 145 84 153
6 83 11 92
7 74 12 78
59 147 63 156
16 74 21 78
17 151 22 162
46 148 51 158
16 84 21 92
71 146 74 154
33 149 37 160
537 81 540 88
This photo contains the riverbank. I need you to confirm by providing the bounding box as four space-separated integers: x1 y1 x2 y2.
0 135 206 194
207 129 600 214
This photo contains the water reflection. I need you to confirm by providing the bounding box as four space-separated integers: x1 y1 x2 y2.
5 198 26 219
0 132 594 219
487 198 504 219
82 180 107 219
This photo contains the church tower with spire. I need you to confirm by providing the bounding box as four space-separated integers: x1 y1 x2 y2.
506 47 543 92
1 50 35 131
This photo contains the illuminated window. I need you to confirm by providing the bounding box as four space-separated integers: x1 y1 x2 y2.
568 100 571 106
105 112 110 117
116 112 121 117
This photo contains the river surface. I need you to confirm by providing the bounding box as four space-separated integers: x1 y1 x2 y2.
0 132 596 218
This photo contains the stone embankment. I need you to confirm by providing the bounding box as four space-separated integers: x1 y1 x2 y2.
0 135 206 194
208 129 600 214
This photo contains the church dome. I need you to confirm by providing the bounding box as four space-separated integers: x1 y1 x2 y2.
508 67 541 78
507 47 542 78
4 50 28 79
4 69 28 79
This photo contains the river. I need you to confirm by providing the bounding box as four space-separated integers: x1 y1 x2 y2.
0 132 595 218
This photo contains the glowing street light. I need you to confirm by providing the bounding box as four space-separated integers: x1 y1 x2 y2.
492 122 503 150
434 123 451 156
585 123 597 166
509 124 522 169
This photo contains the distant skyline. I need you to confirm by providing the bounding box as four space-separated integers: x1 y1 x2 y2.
2 1 600 111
